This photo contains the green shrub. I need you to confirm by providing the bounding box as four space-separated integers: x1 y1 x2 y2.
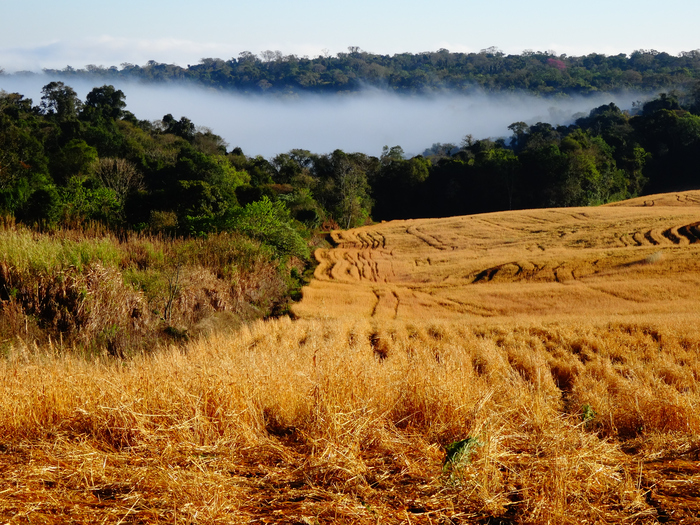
223 197 310 260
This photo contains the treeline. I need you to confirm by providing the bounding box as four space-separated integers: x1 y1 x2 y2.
19 48 700 96
2 83 700 235
0 82 313 258
376 90 700 220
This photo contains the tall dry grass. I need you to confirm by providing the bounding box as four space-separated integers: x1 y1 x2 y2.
3 193 700 522
0 221 293 355
2 316 698 523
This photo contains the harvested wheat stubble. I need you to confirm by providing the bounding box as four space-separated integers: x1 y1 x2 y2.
4 317 700 523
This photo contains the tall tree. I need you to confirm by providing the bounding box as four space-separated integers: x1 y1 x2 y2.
82 85 126 121
40 82 82 121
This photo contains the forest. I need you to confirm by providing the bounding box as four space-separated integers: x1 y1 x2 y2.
2 81 700 232
19 48 700 96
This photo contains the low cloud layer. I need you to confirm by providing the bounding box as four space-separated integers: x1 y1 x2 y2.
0 74 646 158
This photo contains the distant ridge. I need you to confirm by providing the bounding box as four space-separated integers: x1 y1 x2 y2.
19 48 700 96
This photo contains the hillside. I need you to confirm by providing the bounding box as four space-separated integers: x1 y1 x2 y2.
294 190 700 322
2 192 700 523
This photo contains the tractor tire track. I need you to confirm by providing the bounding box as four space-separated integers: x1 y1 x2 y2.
366 231 386 249
343 252 361 281
617 223 700 249
356 250 376 282
644 230 662 246
436 297 496 317
617 234 633 247
370 289 381 317
391 291 400 319
676 222 700 244
313 249 336 281
370 288 400 319
632 232 649 246
315 228 394 286
470 260 592 285
406 226 452 250
472 262 523 283
661 226 685 245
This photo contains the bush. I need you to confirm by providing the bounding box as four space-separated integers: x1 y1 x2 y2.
222 197 310 260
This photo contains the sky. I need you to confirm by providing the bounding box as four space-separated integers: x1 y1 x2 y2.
1 0 699 72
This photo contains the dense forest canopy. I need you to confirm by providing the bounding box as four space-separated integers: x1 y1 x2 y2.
1 80 700 237
4 48 700 96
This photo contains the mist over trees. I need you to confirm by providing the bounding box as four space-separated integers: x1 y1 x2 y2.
1 82 700 242
17 48 700 96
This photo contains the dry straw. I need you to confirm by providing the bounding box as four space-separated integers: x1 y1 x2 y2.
2 316 699 522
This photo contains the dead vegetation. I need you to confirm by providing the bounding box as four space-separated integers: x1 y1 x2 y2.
2 317 700 523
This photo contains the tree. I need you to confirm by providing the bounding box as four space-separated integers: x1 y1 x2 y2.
20 185 62 224
245 155 275 186
422 142 458 160
0 110 48 190
193 127 228 155
82 85 126 121
223 196 309 259
475 148 520 209
172 179 225 227
372 154 430 220
50 139 98 182
688 82 700 115
40 82 82 121
632 107 700 191
325 150 373 228
59 176 122 225
93 158 144 205
642 93 680 115
205 155 250 207
519 143 568 207
162 114 196 142
380 145 405 165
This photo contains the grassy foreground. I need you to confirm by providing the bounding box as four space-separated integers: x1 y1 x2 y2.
2 191 700 523
1 317 699 523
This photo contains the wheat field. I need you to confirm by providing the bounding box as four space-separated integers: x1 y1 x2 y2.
1 191 700 523
294 190 700 322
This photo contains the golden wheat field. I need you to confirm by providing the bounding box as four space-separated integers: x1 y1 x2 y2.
294 190 700 322
2 191 700 524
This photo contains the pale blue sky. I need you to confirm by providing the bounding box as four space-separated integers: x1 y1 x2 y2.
1 0 698 71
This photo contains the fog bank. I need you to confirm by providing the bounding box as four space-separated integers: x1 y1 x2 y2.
0 75 647 158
